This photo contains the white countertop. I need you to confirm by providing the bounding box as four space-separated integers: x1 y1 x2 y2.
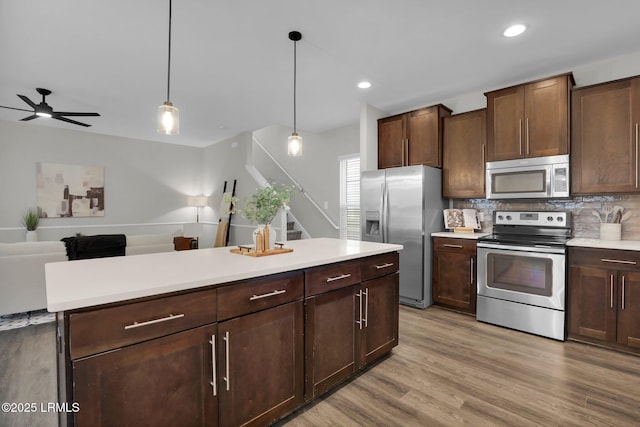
45 238 403 312
431 231 491 240
567 238 640 251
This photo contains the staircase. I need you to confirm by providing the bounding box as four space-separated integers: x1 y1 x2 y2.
287 214 303 241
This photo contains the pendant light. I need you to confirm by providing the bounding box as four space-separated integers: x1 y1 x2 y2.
157 0 179 135
287 31 302 156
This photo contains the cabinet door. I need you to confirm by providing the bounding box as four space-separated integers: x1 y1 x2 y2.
487 85 524 161
359 273 399 367
572 79 638 194
433 249 476 314
524 76 570 157
304 286 357 399
442 109 486 198
617 271 640 349
378 115 405 169
218 301 303 427
568 266 617 343
407 107 440 167
73 324 218 427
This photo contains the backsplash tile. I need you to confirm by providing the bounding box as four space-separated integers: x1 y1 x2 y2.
452 194 640 240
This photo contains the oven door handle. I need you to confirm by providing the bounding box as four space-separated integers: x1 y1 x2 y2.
477 242 565 254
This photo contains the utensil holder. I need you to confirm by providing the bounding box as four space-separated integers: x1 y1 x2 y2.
600 223 621 241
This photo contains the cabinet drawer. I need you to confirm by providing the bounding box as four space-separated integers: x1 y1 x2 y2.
361 252 399 282
433 237 476 254
569 247 640 271
217 271 303 321
69 289 217 360
305 260 361 296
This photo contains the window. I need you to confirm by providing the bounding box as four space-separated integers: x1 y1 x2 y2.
339 154 360 240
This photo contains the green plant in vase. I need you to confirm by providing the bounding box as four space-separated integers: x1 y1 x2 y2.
22 208 40 242
243 182 296 249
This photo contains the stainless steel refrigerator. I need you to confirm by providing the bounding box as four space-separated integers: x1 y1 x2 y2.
361 165 445 308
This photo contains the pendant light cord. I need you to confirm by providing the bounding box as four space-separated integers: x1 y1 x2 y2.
293 38 297 133
166 0 172 103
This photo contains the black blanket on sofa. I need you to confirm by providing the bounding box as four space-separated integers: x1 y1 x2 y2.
62 234 127 260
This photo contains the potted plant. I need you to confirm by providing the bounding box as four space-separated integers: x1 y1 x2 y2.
243 182 296 249
22 209 40 242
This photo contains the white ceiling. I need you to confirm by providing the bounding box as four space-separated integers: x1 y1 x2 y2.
2 0 640 148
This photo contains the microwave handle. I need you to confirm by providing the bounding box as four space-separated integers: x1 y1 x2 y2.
546 166 553 197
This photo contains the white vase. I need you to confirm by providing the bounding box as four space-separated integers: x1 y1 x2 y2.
26 230 38 242
252 224 276 250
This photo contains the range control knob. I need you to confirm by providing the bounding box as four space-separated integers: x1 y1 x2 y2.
506 215 512 221
497 215 504 221
557 216 564 222
547 216 553 222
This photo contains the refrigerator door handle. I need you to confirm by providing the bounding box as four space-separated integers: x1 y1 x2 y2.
382 183 389 243
379 183 385 243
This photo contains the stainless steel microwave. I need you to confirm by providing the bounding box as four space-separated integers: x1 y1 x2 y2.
485 154 569 199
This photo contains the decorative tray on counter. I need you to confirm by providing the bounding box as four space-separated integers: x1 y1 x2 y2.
230 243 293 257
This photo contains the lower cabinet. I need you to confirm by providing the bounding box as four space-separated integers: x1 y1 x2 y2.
568 247 640 353
432 237 477 314
304 253 399 399
73 324 219 427
218 301 303 427
62 253 400 426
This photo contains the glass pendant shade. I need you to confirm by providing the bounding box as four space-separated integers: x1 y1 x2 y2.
157 101 179 135
288 132 302 156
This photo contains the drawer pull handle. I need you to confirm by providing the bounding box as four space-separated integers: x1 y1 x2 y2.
223 331 230 391
374 262 394 270
209 335 217 396
610 275 614 309
326 273 352 283
124 313 185 330
601 258 636 265
249 289 286 301
443 244 463 249
622 276 626 310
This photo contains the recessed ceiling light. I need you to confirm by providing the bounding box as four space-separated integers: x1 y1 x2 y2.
357 81 372 89
503 24 526 37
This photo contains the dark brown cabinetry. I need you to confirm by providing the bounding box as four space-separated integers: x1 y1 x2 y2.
571 76 640 194
378 105 452 169
442 109 486 198
61 253 400 426
432 237 477 314
486 74 573 161
217 301 303 427
304 253 399 399
568 247 640 353
73 324 219 427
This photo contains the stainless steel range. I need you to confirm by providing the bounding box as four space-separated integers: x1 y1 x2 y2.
476 211 571 341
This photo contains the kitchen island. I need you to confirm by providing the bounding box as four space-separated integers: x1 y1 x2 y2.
46 238 402 427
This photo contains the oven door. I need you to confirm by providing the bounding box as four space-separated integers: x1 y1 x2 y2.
477 243 566 310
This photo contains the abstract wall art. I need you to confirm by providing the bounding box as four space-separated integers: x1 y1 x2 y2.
36 162 105 218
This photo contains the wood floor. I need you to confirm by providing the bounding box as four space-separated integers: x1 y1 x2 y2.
2 306 639 426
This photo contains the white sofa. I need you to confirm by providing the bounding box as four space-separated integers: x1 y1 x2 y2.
0 234 175 316
0 241 68 316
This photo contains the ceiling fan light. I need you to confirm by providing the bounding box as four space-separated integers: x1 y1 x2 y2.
36 111 52 118
288 132 302 157
157 101 179 135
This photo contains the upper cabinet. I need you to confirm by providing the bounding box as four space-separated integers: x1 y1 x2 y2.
378 104 452 169
571 76 640 194
486 74 574 161
442 109 486 198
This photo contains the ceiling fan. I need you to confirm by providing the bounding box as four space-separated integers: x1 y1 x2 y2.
0 88 100 127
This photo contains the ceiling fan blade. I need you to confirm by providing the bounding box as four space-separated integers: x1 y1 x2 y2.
54 111 101 117
20 115 39 121
53 115 91 127
17 94 37 108
0 105 33 112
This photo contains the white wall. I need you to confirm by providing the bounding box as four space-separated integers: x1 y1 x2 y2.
0 121 203 243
